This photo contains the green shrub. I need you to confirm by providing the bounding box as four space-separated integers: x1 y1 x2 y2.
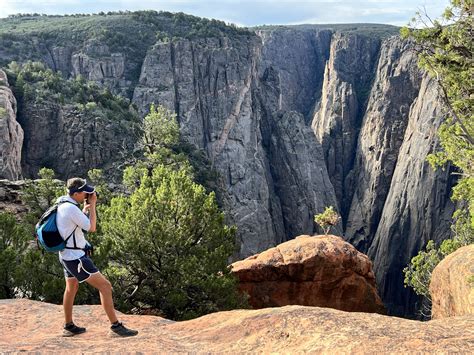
314 206 341 235
0 212 30 299
21 168 64 221
97 104 246 320
100 164 247 320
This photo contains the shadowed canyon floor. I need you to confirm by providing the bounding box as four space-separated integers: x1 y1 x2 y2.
1 299 473 353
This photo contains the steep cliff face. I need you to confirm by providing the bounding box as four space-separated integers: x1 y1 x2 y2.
312 33 381 218
344 37 423 253
131 35 339 255
256 28 331 119
259 109 341 241
368 75 456 316
72 47 125 81
0 70 23 180
45 41 135 97
258 31 456 317
256 63 341 241
131 36 281 256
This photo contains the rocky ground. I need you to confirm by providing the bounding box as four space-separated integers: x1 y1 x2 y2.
1 299 473 353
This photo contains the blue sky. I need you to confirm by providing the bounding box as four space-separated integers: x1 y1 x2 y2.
0 0 450 26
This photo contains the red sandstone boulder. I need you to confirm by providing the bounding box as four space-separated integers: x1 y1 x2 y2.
230 234 385 314
430 244 474 319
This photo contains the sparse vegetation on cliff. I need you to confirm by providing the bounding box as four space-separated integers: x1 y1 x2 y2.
0 11 252 68
253 23 400 39
5 61 137 123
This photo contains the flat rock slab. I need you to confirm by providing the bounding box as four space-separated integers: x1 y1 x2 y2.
1 299 473 353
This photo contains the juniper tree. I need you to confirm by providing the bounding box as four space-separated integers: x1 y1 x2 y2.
100 165 247 320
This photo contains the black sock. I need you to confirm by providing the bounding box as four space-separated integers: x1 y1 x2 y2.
65 322 74 328
111 321 120 327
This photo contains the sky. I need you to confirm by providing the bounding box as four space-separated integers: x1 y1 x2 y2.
0 0 450 27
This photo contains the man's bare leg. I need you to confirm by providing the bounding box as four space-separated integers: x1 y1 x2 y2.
63 277 79 324
85 272 119 324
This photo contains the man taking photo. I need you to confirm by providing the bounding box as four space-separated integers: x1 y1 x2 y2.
56 177 138 337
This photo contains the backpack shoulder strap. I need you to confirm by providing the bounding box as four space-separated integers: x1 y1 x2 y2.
63 226 78 242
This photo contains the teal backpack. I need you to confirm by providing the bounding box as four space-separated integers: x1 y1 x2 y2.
35 201 80 252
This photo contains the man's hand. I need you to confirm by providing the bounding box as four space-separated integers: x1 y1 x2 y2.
83 192 97 214
85 192 97 233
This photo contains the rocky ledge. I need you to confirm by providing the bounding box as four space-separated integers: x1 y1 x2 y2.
1 299 473 353
0 179 28 215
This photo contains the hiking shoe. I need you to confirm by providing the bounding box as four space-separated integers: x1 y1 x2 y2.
63 322 86 337
110 322 138 337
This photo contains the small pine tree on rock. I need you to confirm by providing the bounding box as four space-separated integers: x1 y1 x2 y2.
314 206 341 236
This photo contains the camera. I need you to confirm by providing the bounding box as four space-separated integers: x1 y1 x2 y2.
85 191 98 203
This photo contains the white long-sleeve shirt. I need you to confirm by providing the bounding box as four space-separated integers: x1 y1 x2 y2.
56 195 90 260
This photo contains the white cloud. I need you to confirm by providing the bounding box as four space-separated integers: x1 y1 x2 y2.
0 0 14 16
360 8 407 16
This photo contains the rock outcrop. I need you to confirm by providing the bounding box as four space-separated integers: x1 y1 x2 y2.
430 244 474 319
71 41 131 97
0 70 23 180
0 179 28 215
1 299 473 353
231 235 385 314
19 103 136 179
